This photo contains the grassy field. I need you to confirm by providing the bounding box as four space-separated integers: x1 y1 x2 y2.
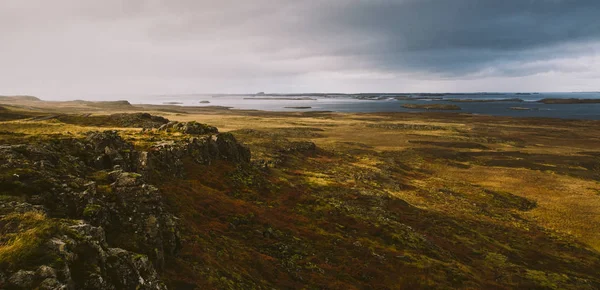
166 108 600 251
1 101 600 289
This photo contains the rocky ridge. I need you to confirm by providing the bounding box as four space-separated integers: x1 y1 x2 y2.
56 113 170 129
156 121 218 135
0 124 250 289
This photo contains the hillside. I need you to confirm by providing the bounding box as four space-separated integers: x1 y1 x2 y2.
1 103 599 289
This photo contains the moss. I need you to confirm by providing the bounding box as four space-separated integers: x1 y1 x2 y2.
0 194 23 202
83 203 102 218
0 168 54 196
525 270 568 289
0 212 65 270
90 170 110 184
97 185 113 195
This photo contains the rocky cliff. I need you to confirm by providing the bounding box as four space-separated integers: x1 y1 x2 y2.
0 124 250 289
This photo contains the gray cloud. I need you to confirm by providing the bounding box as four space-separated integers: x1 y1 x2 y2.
0 0 599 97
321 0 600 75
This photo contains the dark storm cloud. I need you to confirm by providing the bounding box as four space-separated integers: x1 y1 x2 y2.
141 0 600 77
339 0 600 50
309 0 600 75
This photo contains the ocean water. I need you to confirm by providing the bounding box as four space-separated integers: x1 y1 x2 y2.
129 92 600 120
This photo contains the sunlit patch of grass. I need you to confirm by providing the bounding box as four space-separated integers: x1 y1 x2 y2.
306 175 333 187
0 212 64 270
0 119 139 143
430 164 600 251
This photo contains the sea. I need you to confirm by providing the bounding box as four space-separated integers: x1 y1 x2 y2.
118 92 600 120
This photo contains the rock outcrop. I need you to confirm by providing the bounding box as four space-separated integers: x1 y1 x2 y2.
0 213 167 290
157 121 218 135
81 130 250 178
0 126 250 289
54 113 169 129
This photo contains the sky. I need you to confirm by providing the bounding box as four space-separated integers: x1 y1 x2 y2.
1 0 599 99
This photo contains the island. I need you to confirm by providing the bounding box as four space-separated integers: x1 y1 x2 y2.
510 107 539 111
402 103 461 110
537 98 600 104
284 106 312 109
447 98 523 103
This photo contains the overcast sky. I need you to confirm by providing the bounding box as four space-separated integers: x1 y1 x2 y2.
1 0 599 99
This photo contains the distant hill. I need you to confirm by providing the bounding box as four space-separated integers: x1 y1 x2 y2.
0 95 41 102
70 99 134 108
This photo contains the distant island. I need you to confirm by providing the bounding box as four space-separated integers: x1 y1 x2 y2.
537 98 600 104
402 103 461 110
284 106 312 109
510 107 539 111
447 98 523 103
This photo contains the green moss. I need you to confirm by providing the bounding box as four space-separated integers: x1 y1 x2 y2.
90 171 110 184
0 212 65 270
83 203 102 218
484 252 509 268
525 270 568 289
133 253 147 261
0 194 23 202
97 185 113 195
0 168 54 196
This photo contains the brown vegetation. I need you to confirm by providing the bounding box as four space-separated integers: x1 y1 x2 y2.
1 100 600 289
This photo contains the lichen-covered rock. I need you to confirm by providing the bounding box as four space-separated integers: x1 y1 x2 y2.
0 201 46 215
38 277 67 290
95 171 181 270
0 126 250 289
108 113 169 128
85 131 138 171
68 222 167 290
6 270 36 289
1 219 166 290
139 142 186 177
139 133 250 178
104 248 167 290
35 266 57 280
157 121 218 135
215 133 252 163
53 113 169 129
